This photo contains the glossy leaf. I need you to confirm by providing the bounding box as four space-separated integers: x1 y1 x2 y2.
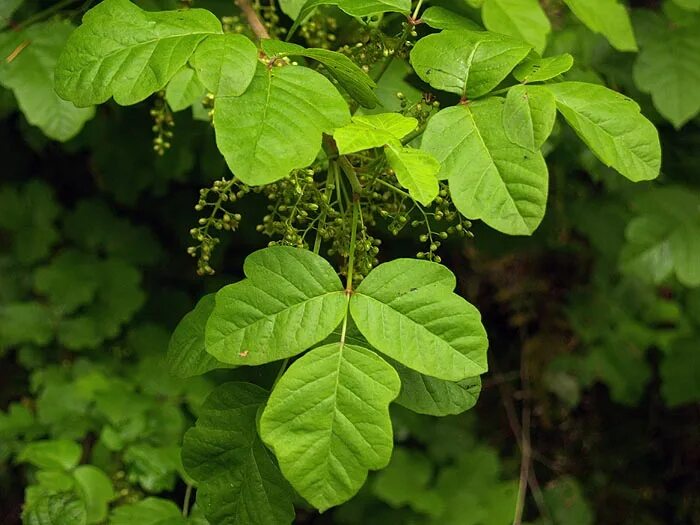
262 40 379 108
422 98 549 235
503 84 556 150
546 82 660 182
260 342 400 511
190 33 258 97
167 294 228 378
392 360 482 416
214 63 350 185
165 67 204 112
481 0 551 54
385 140 440 206
513 54 574 83
334 113 418 154
421 6 482 31
410 30 531 99
349 259 488 381
562 0 637 51
0 21 94 141
55 0 222 106
205 246 346 365
182 382 295 525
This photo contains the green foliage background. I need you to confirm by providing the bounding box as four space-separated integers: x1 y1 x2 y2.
1 0 699 524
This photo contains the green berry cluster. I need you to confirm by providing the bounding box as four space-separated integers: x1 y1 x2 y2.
188 178 246 275
256 169 333 249
150 93 174 156
299 14 339 49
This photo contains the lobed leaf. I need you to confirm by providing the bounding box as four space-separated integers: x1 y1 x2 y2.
512 53 574 83
0 21 95 141
55 0 222 106
214 63 350 185
546 81 661 182
205 246 347 365
182 383 295 525
422 98 549 235
349 258 488 381
481 0 551 54
385 141 440 206
260 342 400 511
334 113 418 154
503 84 556 150
190 33 258 97
167 294 229 378
410 30 531 99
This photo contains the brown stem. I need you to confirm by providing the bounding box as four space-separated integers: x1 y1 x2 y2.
235 0 270 40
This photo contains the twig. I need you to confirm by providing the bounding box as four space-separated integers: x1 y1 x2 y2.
235 0 270 40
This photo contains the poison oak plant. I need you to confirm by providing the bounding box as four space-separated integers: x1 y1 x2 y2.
0 0 677 523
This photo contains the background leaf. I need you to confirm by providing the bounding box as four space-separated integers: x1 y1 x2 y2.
182 382 295 525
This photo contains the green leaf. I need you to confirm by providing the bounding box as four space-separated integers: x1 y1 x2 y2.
546 82 661 182
562 0 637 51
633 15 700 128
23 492 87 525
334 113 418 154
421 7 482 31
340 0 411 16
167 294 228 378
372 448 434 509
421 99 549 235
262 40 379 108
672 0 700 10
385 141 440 205
503 84 556 150
660 338 700 406
18 440 82 471
619 188 700 287
182 382 295 525
0 181 60 264
512 54 574 83
72 465 114 524
205 246 346 365
392 359 481 416
110 498 186 525
0 21 95 141
55 0 222 106
190 33 258 97
123 444 180 492
214 63 350 185
0 302 53 348
260 342 400 511
349 259 488 381
410 30 531 98
165 67 204 112
481 0 551 54
286 0 410 22
34 251 100 314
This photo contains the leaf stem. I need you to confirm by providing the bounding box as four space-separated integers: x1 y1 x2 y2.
182 483 193 517
411 0 425 20
339 157 363 196
345 199 360 291
235 0 270 40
